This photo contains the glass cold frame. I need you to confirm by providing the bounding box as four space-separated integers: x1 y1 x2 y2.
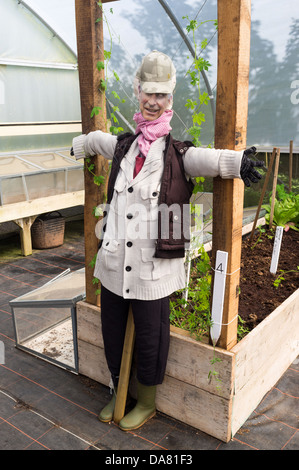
0 149 83 206
9 269 86 372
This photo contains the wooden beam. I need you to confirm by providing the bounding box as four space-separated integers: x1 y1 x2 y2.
212 0 252 350
0 191 84 224
14 216 37 256
249 148 277 242
75 0 109 305
269 148 281 229
113 306 136 424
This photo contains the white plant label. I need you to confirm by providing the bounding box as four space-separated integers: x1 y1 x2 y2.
210 250 228 346
270 226 284 275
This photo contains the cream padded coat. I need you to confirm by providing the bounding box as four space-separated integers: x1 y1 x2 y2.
72 131 243 300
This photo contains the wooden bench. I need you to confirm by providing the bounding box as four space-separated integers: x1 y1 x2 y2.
0 190 84 256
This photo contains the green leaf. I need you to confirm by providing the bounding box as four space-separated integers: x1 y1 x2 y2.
90 106 101 118
104 50 111 60
111 90 121 100
89 255 97 268
201 38 208 49
99 79 107 91
199 92 210 105
93 175 105 186
185 99 197 110
96 61 105 71
193 112 206 126
109 125 124 135
110 112 119 124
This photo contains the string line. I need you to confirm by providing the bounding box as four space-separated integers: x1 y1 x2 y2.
211 267 240 276
212 314 238 326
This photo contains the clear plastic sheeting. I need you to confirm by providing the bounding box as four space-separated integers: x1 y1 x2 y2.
0 149 83 206
100 0 299 148
10 268 86 372
1 0 298 153
0 0 81 152
14 268 86 303
0 0 76 63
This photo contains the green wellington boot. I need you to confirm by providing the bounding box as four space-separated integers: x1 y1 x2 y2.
119 381 156 431
98 389 117 423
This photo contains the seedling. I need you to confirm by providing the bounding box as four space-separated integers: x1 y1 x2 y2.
273 266 299 288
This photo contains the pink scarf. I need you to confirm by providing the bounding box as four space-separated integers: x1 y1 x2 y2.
133 109 173 157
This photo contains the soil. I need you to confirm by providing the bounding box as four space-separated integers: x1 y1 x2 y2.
238 227 299 331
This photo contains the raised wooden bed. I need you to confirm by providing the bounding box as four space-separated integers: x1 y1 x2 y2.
76 286 299 442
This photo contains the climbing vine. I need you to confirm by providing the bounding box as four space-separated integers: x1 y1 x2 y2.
169 15 217 337
88 1 127 294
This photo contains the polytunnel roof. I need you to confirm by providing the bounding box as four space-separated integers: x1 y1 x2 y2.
0 0 77 66
1 0 299 149
18 0 77 56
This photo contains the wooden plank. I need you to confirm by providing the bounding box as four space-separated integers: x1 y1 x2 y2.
0 191 84 223
14 216 37 256
0 123 82 137
156 375 232 443
167 326 234 399
212 0 252 350
76 301 235 401
113 307 136 424
78 338 110 386
77 329 233 442
269 148 281 229
75 0 109 305
249 148 277 242
77 300 103 348
231 289 299 436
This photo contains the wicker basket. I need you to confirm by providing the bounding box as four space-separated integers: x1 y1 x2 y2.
31 212 65 249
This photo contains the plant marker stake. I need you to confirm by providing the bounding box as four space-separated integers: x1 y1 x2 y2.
210 250 228 346
270 226 284 275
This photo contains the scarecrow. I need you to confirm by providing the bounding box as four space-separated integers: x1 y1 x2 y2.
71 50 262 431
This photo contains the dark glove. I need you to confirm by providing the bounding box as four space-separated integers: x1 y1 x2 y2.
70 147 74 156
240 147 264 187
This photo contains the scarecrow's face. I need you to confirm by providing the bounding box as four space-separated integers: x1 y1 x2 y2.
139 91 170 121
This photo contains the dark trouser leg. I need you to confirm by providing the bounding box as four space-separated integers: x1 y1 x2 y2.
131 296 170 386
100 285 130 380
101 285 170 386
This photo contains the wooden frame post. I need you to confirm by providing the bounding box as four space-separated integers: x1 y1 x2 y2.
212 0 252 350
75 0 117 305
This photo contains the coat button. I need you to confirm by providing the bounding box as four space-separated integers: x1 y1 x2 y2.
127 213 133 219
152 191 158 197
128 187 133 193
126 289 130 293
127 241 133 247
125 266 131 272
